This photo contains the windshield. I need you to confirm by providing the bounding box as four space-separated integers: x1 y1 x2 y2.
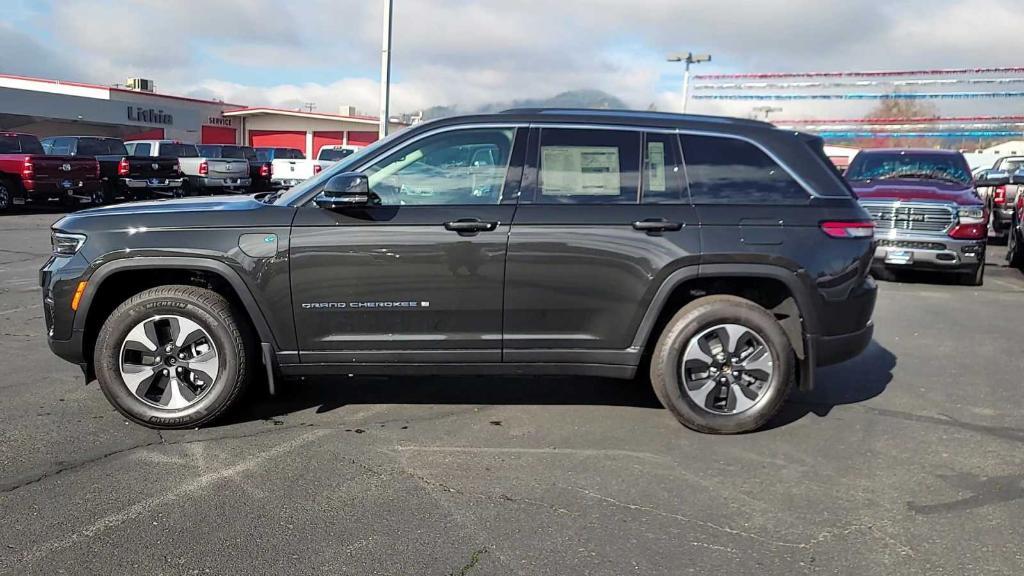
78 138 127 156
274 130 405 206
1000 159 1024 172
846 152 971 185
319 148 354 162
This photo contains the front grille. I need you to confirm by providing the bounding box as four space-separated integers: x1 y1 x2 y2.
860 201 956 235
877 239 947 251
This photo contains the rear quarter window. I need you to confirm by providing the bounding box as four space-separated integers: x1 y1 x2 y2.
681 134 809 205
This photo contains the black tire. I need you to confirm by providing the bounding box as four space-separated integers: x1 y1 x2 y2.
870 266 897 282
650 295 795 434
960 263 985 287
1007 224 1024 270
180 180 192 197
92 183 111 206
0 177 12 212
94 285 253 429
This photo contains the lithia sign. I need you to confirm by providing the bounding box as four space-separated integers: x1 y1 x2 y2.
127 106 173 125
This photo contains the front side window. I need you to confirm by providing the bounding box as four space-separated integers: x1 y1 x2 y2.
362 128 515 206
537 128 639 204
681 134 808 205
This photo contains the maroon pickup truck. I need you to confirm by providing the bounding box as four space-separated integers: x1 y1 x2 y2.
0 132 101 212
846 149 988 286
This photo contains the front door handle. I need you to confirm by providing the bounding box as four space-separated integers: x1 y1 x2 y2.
444 219 499 234
632 219 683 233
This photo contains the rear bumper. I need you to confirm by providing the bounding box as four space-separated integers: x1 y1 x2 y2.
195 176 252 189
123 178 185 189
872 233 985 272
991 207 1014 232
23 179 101 199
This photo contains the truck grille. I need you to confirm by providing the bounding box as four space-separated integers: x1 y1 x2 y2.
860 201 956 235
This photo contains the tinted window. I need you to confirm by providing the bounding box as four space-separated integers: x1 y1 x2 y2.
681 134 808 204
363 128 515 206
17 135 43 155
276 148 305 160
43 137 74 155
255 149 272 162
642 132 685 204
197 145 221 157
239 147 258 161
846 151 972 185
0 136 23 153
537 128 640 204
129 142 152 156
319 148 354 162
160 143 199 158
218 146 247 159
77 138 126 156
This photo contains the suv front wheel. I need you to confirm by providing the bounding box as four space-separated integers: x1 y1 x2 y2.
650 295 795 434
94 285 252 429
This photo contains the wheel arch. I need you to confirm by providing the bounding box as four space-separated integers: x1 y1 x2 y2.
76 257 279 367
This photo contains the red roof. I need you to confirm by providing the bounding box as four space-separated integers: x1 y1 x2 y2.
222 106 385 123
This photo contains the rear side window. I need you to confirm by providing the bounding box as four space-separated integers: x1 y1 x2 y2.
536 128 640 204
642 132 686 204
681 134 808 205
17 135 44 155
0 136 22 153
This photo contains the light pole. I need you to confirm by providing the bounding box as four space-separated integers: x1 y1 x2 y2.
667 52 711 114
378 0 393 139
753 106 782 121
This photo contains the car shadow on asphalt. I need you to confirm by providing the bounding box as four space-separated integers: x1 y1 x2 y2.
222 374 665 426
764 339 896 430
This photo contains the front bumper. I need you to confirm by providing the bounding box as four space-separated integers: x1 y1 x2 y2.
123 177 185 189
872 233 985 272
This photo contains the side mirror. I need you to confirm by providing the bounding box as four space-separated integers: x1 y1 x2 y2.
314 173 370 209
976 170 1010 188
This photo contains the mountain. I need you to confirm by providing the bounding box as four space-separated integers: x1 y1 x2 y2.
420 89 628 120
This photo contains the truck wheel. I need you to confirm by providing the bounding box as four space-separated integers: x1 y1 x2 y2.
0 178 11 212
1008 225 1024 270
92 183 111 206
650 295 795 434
960 263 985 287
94 285 253 429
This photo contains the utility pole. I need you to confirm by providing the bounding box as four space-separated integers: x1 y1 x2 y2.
379 0 394 139
667 52 712 114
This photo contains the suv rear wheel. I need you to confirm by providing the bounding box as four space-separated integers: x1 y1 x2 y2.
94 285 252 429
650 295 795 434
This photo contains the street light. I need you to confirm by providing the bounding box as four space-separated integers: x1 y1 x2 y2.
667 52 712 114
753 106 782 121
379 0 394 139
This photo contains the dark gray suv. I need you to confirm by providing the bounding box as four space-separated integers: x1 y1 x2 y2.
41 109 877 434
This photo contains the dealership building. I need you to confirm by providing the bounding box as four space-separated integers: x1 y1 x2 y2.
0 74 405 158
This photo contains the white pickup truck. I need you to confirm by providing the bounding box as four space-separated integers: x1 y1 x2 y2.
126 140 251 195
316 145 359 166
254 147 320 190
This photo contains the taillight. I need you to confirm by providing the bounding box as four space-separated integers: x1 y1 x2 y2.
994 186 1007 205
118 157 130 177
21 156 33 179
199 160 208 176
949 206 988 240
313 164 323 175
821 220 875 239
259 163 271 178
94 160 101 179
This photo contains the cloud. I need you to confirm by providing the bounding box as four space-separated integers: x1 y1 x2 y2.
7 0 1024 117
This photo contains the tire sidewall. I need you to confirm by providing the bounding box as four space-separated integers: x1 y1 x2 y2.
652 298 794 434
95 294 241 428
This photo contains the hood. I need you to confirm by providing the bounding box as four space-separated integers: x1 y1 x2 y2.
54 194 296 232
849 179 982 206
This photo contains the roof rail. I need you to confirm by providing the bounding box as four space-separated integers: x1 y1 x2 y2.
499 107 774 128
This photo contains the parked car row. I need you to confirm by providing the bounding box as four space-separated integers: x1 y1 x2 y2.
0 132 366 211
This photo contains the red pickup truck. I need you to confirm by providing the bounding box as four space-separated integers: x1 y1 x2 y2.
0 132 100 211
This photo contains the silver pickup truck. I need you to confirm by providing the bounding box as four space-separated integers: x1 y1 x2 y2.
126 140 251 195
974 156 1024 240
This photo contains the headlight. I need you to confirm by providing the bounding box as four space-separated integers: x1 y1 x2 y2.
957 207 986 225
51 231 86 256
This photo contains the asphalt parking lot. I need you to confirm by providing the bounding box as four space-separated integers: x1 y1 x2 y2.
1 210 1022 575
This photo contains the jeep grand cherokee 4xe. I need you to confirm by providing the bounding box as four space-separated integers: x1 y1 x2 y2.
41 109 877 434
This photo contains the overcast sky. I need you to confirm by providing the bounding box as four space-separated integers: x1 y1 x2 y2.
3 0 1024 119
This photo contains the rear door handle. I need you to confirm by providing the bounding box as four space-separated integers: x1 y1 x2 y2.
633 219 683 233
444 219 499 234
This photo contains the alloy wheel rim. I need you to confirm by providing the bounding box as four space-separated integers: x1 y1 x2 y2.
118 315 220 410
680 323 774 415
